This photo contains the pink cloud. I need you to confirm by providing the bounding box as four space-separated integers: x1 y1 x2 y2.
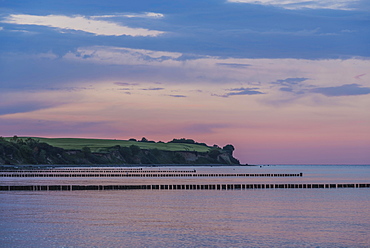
354 73 366 80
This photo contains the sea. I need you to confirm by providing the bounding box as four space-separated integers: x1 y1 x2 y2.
1 164 369 248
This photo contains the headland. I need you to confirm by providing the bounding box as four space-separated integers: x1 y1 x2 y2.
0 136 241 167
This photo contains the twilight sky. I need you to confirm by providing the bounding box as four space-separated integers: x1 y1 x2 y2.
1 0 369 164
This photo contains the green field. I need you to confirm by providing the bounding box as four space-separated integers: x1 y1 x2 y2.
7 137 212 153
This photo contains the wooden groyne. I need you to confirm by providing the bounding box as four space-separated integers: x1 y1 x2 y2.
0 168 196 173
0 171 303 178
1 183 369 191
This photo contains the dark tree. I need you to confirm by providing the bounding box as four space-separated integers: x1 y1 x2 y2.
222 144 235 155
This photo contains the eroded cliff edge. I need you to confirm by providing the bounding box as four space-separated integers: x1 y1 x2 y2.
0 137 240 165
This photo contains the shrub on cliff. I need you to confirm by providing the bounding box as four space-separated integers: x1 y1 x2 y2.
222 144 235 155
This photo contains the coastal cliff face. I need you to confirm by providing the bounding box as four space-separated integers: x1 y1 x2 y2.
0 138 240 165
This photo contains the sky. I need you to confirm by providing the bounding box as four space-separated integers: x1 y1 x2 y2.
0 0 369 164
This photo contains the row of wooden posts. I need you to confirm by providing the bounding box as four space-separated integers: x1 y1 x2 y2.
1 183 369 191
0 173 303 177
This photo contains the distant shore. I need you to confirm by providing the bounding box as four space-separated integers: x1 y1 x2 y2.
0 164 254 170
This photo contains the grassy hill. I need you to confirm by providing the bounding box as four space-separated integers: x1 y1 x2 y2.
5 137 212 153
1 136 239 166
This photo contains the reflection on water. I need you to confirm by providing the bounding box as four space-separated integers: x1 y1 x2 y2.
1 165 370 247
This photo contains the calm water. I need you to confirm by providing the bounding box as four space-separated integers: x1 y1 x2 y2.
1 165 370 247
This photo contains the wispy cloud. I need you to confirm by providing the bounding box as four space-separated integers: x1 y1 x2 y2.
168 94 186 98
311 84 370 96
270 77 310 95
46 87 93 92
114 82 139 86
271 77 309 86
141 87 164 91
2 14 165 37
228 0 360 10
215 87 265 97
224 27 340 37
122 12 164 18
64 46 182 65
92 12 164 19
228 87 265 96
216 63 251 68
354 73 366 80
0 102 55 116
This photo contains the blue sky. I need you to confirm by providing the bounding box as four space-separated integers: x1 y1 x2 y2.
1 0 369 59
1 0 369 164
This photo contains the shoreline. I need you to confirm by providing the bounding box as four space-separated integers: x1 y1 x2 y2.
0 164 254 170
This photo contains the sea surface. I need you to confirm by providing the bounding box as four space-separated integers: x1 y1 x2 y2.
1 164 370 247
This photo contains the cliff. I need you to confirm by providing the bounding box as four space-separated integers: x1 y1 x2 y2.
0 137 240 166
